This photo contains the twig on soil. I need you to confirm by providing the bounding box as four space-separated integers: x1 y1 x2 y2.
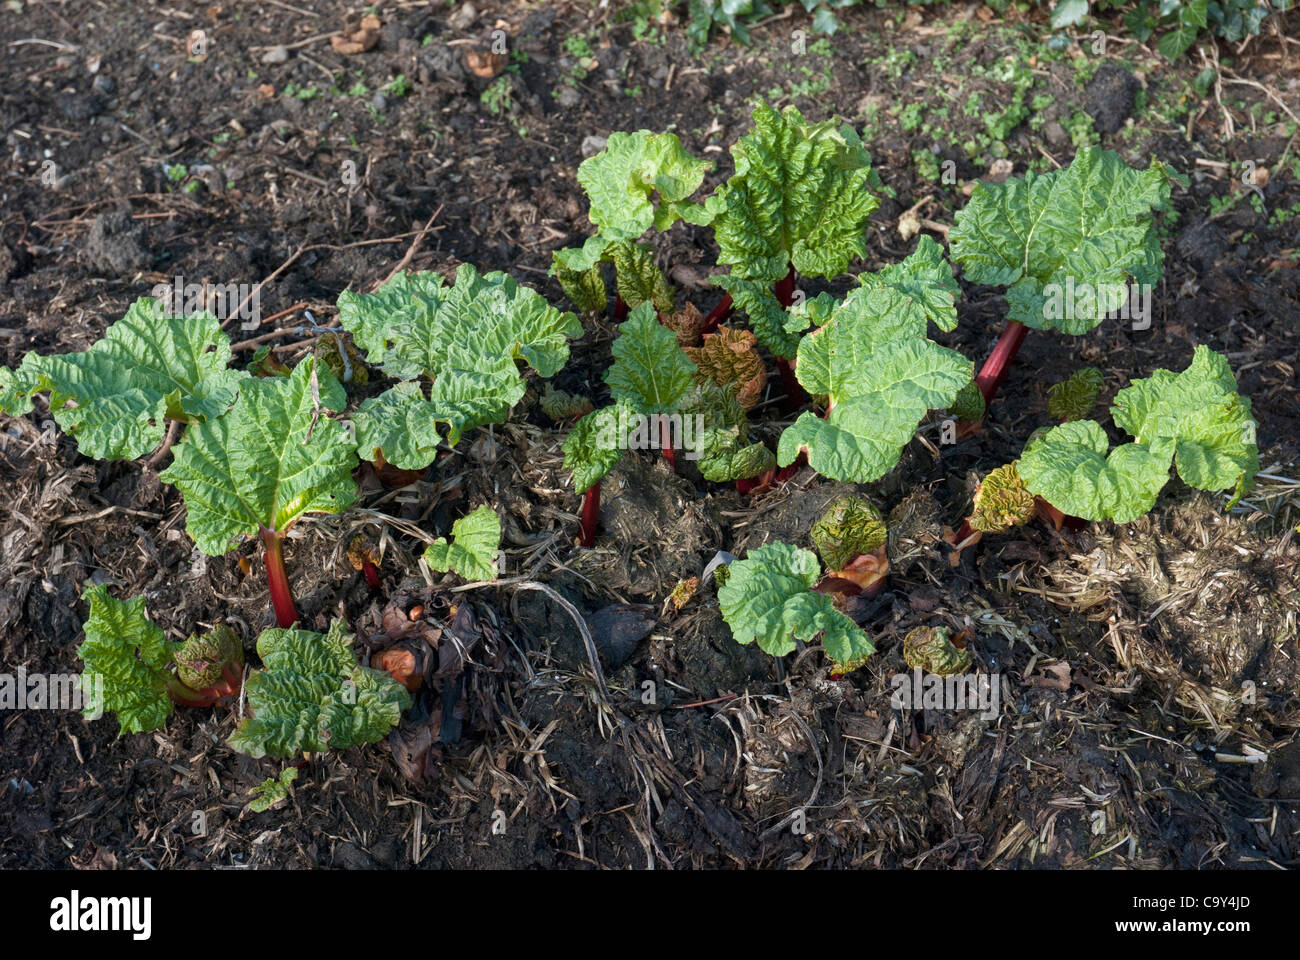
377 205 445 290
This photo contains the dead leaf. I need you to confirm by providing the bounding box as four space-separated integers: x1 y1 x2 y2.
331 16 380 55
464 48 504 78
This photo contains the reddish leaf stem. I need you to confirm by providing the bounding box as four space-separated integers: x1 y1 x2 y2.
260 526 299 629
701 292 733 334
973 320 1030 410
660 418 676 468
579 483 600 548
613 296 629 322
361 560 381 590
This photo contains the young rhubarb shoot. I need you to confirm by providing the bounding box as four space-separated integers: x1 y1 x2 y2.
424 504 501 581
77 586 244 734
159 357 359 629
249 767 299 812
0 297 246 461
949 148 1184 418
903 626 973 677
1047 367 1105 422
336 264 582 471
227 620 411 759
718 542 875 675
810 496 890 598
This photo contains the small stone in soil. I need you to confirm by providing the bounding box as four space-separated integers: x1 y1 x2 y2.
261 44 289 64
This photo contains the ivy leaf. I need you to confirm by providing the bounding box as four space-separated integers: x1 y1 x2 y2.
1110 345 1258 495
562 403 633 493
718 542 874 670
228 620 411 759
76 585 173 735
708 101 880 282
577 130 712 239
159 357 358 554
1018 420 1174 522
949 148 1181 333
605 303 698 414
0 298 247 460
423 504 501 581
336 265 581 468
777 285 972 482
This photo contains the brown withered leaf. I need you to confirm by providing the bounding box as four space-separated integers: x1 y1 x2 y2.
371 646 423 693
685 325 767 410
660 302 706 347
1025 661 1072 691
464 48 504 78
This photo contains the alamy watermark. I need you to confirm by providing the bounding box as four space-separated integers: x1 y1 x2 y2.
1042 278 1152 331
150 275 262 330
596 409 705 460
890 668 1000 719
0 668 103 720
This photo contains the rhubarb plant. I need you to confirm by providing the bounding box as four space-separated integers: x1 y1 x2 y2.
337 264 582 470
0 298 246 460
228 619 410 758
948 148 1184 414
719 542 875 674
776 242 973 483
423 504 501 581
77 585 244 735
159 357 358 628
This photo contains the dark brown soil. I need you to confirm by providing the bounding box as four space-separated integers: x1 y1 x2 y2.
2 1 1299 870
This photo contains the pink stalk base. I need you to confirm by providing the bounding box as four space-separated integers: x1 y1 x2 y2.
975 321 1030 408
660 419 676 469
701 293 733 334
579 484 600 548
613 296 629 322
260 526 299 629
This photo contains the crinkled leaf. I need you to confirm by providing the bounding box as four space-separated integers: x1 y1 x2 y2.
554 259 607 315
540 385 594 422
810 496 887 571
949 148 1180 332
708 102 880 282
423 504 500 581
1018 419 1173 522
159 357 358 553
563 403 632 493
718 542 874 669
228 620 411 759
857 236 959 332
969 462 1037 533
949 379 986 421
1047 366 1105 421
686 325 767 409
0 298 247 460
76 585 173 735
697 426 775 482
249 767 298 812
605 303 698 414
607 241 675 314
336 264 582 431
577 130 711 239
709 274 811 360
903 626 973 677
777 285 972 482
174 625 243 692
1111 345 1257 495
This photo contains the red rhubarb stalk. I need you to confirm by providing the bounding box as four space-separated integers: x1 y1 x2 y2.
660 418 676 468
701 293 733 334
260 526 299 629
579 484 600 547
974 320 1030 409
613 296 629 321
361 560 381 591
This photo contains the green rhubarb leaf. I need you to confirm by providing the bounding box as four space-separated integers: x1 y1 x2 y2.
159 357 358 554
249 767 298 812
605 303 698 414
77 585 173 735
949 379 986 421
228 620 411 759
697 426 775 482
336 264 582 465
1048 367 1105 421
552 235 610 273
718 542 874 669
1110 345 1258 496
577 130 712 239
1018 419 1173 522
563 403 632 494
540 385 594 422
174 625 243 692
810 496 887 572
606 240 675 314
0 298 247 460
903 626 972 677
423 504 501 581
777 285 973 483
969 462 1037 533
857 235 960 332
708 101 880 282
352 381 444 471
949 148 1181 333
554 259 607 315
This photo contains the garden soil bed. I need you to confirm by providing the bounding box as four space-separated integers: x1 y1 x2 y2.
1 1 1299 869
